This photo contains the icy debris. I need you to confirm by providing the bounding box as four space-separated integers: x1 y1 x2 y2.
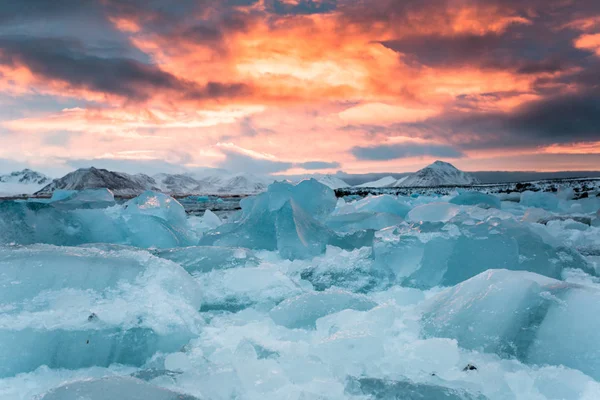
334 194 411 218
373 218 594 289
422 269 600 380
406 202 461 223
48 188 115 210
153 246 258 274
520 191 559 211
200 180 372 259
346 377 488 400
38 376 200 400
449 192 500 209
124 191 187 227
0 193 196 249
0 245 202 377
269 290 377 329
325 212 405 233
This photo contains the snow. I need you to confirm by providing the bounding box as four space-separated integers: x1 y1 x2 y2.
0 169 50 196
3 179 600 399
355 176 398 188
315 175 350 189
395 160 479 187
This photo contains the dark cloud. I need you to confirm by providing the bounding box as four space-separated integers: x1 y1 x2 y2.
381 24 590 75
0 36 250 101
218 150 293 174
269 0 337 15
351 143 464 161
296 161 341 169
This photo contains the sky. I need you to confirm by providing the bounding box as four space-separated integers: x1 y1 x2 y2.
0 0 600 176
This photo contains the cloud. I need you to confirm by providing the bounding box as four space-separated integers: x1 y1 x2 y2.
296 161 341 169
351 143 464 161
0 36 250 103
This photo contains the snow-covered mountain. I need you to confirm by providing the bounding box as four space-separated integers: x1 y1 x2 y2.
36 167 159 196
0 169 52 196
316 175 350 189
195 173 273 194
355 176 397 188
153 173 201 195
395 161 479 187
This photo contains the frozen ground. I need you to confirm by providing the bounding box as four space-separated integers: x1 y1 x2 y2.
1 182 600 399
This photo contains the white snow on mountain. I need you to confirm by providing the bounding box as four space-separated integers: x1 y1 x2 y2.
355 176 398 188
316 175 350 189
394 160 479 187
0 169 52 196
153 173 202 195
36 167 159 197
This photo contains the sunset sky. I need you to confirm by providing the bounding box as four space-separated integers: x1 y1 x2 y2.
1 0 600 176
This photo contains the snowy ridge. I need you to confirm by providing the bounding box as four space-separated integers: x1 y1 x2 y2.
356 176 398 188
395 160 479 187
0 169 51 196
36 167 159 197
316 175 350 189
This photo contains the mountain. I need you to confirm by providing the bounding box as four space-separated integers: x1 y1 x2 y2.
0 169 52 196
355 176 397 188
394 161 479 187
36 167 159 196
194 173 272 194
153 173 201 195
316 175 350 189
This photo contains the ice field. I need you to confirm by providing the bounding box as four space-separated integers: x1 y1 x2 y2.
1 181 600 399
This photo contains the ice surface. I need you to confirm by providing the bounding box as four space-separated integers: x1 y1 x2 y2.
124 191 188 227
422 269 600 379
38 376 200 400
373 218 594 289
48 189 116 210
449 192 500 209
0 194 196 249
335 195 411 217
520 191 559 210
346 377 488 400
269 290 377 329
406 202 461 222
0 245 202 377
4 179 600 399
201 180 371 259
153 246 258 274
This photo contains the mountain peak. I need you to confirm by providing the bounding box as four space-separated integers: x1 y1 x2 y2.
395 160 478 187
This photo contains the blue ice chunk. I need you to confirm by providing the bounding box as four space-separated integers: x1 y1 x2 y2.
0 245 202 377
49 189 78 202
269 289 377 329
153 246 259 274
275 200 332 260
449 192 501 209
39 376 200 400
49 188 116 210
520 191 559 210
346 377 488 400
421 269 600 379
124 191 188 227
374 219 594 289
200 180 370 259
341 195 411 217
326 212 405 233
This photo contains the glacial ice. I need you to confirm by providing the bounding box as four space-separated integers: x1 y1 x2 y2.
153 246 258 274
200 180 372 259
48 188 116 210
421 269 600 380
449 191 501 209
39 376 200 400
3 180 600 399
269 290 377 329
520 190 559 210
0 245 202 377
